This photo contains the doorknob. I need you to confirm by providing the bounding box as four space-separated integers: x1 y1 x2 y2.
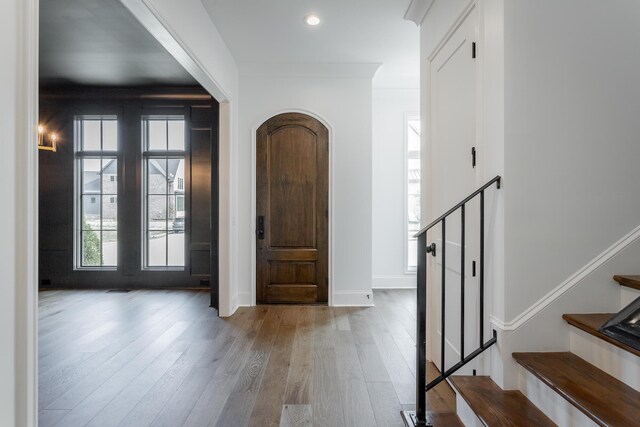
426 243 436 257
256 216 265 240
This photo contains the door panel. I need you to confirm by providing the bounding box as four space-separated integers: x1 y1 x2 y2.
268 127 317 248
189 123 211 277
256 113 328 304
428 6 479 368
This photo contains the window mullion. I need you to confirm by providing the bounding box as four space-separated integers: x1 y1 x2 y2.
166 163 169 267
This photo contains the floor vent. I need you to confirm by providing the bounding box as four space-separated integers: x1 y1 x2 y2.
107 289 131 293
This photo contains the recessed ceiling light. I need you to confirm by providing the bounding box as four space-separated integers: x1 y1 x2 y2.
304 15 321 26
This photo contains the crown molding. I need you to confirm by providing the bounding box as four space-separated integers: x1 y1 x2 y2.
238 62 382 79
404 0 435 26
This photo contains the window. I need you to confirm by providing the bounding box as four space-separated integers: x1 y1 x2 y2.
143 116 186 268
75 116 118 268
406 116 421 271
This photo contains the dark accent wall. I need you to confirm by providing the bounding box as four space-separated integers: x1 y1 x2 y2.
39 86 219 303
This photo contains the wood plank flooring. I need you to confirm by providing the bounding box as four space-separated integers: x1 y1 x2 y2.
38 289 458 426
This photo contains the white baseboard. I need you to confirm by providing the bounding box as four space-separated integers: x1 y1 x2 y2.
491 224 640 331
229 291 373 310
226 294 240 317
518 367 597 427
332 291 375 307
237 292 251 307
372 275 416 289
569 326 640 391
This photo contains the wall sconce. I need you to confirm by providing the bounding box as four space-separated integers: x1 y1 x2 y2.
38 124 57 152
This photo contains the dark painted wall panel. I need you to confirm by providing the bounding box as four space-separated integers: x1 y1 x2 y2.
39 86 219 293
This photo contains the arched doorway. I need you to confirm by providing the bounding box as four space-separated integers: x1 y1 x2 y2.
255 113 329 304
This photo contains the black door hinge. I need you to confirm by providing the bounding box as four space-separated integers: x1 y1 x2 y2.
471 147 477 168
472 42 477 59
472 261 476 277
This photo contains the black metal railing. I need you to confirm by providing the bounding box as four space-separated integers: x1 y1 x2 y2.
401 176 501 427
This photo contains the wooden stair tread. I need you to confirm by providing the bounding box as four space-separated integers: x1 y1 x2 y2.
563 313 640 358
613 275 640 291
449 376 555 427
513 352 640 426
427 412 464 427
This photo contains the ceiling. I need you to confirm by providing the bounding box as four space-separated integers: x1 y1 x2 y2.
40 0 197 86
202 0 420 88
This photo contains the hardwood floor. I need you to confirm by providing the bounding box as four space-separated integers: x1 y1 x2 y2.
38 289 458 426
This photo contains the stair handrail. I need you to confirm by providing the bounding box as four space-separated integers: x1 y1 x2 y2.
402 175 501 427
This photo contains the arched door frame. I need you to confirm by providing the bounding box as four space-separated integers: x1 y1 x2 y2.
250 109 335 306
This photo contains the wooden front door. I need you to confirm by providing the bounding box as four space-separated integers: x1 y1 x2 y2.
256 113 328 304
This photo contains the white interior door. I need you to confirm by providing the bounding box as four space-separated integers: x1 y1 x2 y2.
427 5 480 373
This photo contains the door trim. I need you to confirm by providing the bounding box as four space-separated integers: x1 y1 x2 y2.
250 109 334 306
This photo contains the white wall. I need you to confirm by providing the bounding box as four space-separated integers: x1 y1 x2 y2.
2 0 38 424
0 2 19 422
238 74 374 306
502 0 640 320
372 88 420 288
421 0 640 389
493 0 640 388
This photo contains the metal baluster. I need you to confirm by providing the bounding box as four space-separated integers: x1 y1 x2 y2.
441 218 446 375
479 190 485 345
460 204 465 361
415 232 427 424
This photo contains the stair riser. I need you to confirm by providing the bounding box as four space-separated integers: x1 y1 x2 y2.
621 286 640 308
455 394 485 427
517 368 598 427
569 327 640 391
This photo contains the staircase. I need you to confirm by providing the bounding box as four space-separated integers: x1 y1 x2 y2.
450 274 640 426
404 177 640 426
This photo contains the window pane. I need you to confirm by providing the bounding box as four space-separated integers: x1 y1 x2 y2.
102 120 118 151
82 230 102 266
82 195 101 231
168 120 185 150
147 120 167 150
102 231 117 267
407 117 421 270
168 231 185 266
76 117 119 269
407 238 417 269
102 196 117 230
169 159 185 193
102 159 118 194
176 196 185 213
82 158 101 194
147 195 167 230
147 159 168 194
82 120 101 150
407 119 421 152
147 231 167 266
408 194 420 231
